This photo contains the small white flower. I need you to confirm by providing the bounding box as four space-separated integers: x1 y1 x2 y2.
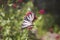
17 10 21 13
27 7 31 11
9 38 12 40
8 4 13 7
0 12 5 17
38 15 42 20
7 18 10 23
11 16 14 19
1 20 6 26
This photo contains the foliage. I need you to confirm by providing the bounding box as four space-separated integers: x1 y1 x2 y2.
0 0 60 40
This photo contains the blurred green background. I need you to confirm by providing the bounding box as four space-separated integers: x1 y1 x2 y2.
0 0 60 40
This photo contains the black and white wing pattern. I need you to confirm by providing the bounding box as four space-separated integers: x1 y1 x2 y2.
25 11 35 22
21 11 35 28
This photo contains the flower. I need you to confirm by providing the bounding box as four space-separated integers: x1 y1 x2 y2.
56 36 59 38
39 9 45 14
12 3 17 8
56 35 60 39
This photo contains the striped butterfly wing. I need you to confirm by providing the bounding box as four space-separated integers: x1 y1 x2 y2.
22 11 34 28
